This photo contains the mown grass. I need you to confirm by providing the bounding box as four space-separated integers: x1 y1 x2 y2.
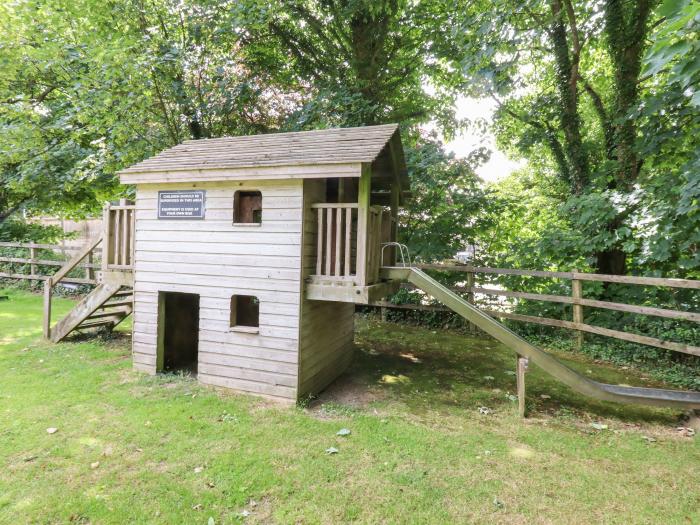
1 288 698 524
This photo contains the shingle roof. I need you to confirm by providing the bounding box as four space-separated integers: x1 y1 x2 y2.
119 124 402 174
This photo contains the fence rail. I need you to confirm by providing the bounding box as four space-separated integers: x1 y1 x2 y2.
0 241 100 285
376 263 700 358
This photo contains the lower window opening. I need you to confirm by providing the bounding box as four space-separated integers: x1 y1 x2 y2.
230 295 259 329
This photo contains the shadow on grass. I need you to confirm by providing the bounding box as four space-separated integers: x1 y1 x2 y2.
313 318 682 426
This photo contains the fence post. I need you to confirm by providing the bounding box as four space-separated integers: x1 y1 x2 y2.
517 356 528 418
30 246 37 279
43 278 52 339
572 271 584 350
86 250 94 281
466 270 475 333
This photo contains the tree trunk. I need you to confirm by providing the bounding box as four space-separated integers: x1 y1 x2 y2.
595 246 627 275
549 0 590 194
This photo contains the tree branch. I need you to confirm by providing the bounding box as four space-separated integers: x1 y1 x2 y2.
581 78 615 158
562 0 581 90
490 94 569 180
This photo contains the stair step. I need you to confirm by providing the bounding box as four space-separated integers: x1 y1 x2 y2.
112 290 133 297
102 298 133 308
87 307 130 319
76 318 118 330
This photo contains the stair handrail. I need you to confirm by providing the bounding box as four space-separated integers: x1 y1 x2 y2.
43 234 103 339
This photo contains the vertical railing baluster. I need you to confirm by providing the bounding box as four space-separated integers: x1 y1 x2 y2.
334 208 342 276
344 208 351 276
325 208 332 276
121 208 128 267
113 208 121 267
316 208 323 275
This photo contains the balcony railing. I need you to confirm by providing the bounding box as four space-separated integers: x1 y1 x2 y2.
102 199 135 271
311 203 385 287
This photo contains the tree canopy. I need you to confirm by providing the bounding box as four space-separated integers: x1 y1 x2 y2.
0 0 697 277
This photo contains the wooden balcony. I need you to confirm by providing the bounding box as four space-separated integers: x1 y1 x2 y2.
306 203 400 303
102 200 135 273
94 199 135 289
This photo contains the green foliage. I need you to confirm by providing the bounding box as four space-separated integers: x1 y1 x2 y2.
0 219 64 243
456 0 700 276
238 0 459 130
399 133 494 262
645 0 700 100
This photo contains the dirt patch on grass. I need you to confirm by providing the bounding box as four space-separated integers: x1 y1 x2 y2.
305 369 389 420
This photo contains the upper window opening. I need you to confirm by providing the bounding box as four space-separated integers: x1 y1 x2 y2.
234 191 262 224
230 295 260 328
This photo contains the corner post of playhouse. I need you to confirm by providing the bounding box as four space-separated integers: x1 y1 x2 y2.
387 136 402 266
356 164 372 285
156 292 165 373
101 202 111 274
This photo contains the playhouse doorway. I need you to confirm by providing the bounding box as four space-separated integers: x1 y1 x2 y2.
158 291 200 375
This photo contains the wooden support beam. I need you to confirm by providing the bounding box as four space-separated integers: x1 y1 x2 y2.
43 278 52 339
86 251 95 281
51 235 102 285
466 271 475 334
572 274 584 350
30 247 37 280
355 164 371 285
156 292 166 372
517 357 529 418
102 204 111 272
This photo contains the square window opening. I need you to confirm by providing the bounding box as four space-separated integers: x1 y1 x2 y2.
230 295 260 328
234 191 262 224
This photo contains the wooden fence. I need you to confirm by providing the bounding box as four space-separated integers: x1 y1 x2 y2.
0 241 100 285
2 244 698 357
374 264 700 358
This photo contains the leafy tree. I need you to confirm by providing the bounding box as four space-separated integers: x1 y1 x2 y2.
456 0 700 277
237 0 459 130
399 133 495 261
238 0 493 260
0 0 295 224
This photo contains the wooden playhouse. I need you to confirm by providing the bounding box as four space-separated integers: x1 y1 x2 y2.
116 124 409 401
42 123 700 411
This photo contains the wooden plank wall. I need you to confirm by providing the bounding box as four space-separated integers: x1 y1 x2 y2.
297 179 355 398
131 179 304 401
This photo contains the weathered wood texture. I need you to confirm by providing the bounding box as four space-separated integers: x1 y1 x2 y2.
50 283 123 342
121 124 399 172
132 179 305 401
381 267 700 410
0 241 100 285
298 179 355 398
374 264 700 358
313 203 358 281
517 357 528 418
103 201 135 271
418 264 700 289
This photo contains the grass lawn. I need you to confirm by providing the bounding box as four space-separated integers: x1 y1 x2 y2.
1 287 698 524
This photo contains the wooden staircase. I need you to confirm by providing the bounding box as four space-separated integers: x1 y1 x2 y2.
49 285 133 342
44 200 135 343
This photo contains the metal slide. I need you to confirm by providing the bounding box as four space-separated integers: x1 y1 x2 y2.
381 267 700 410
